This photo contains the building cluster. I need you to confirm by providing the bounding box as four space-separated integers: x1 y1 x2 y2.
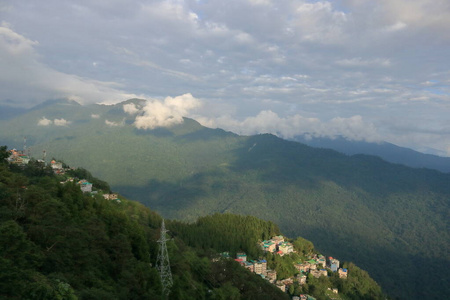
222 236 349 300
260 235 294 256
59 177 96 194
5 149 121 202
294 255 347 280
220 252 278 284
6 149 30 165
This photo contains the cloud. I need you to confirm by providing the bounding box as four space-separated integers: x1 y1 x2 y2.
105 119 125 127
0 24 138 107
335 57 391 68
53 118 70 126
91 114 100 119
384 21 407 32
37 117 70 126
134 93 201 130
199 111 381 143
123 103 139 115
37 117 52 126
2 1 450 155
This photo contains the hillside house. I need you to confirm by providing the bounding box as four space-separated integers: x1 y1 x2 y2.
307 259 318 270
279 241 294 254
295 263 310 273
329 258 340 272
296 274 307 285
261 240 277 252
50 160 63 170
253 260 267 275
272 235 285 244
243 261 254 272
338 268 348 279
310 269 328 278
266 269 277 282
236 252 247 262
317 255 326 268
103 193 119 200
281 278 294 286
78 180 93 193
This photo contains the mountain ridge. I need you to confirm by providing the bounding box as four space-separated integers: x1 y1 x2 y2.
292 135 450 173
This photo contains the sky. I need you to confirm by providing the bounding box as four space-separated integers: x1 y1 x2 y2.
1 0 449 156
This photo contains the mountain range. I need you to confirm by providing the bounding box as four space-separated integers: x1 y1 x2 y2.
292 135 450 173
1 99 449 299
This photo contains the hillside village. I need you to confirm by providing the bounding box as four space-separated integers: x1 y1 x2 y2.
6 149 120 202
221 235 349 300
7 148 353 300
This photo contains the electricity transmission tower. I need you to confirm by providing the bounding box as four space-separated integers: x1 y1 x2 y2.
156 219 173 298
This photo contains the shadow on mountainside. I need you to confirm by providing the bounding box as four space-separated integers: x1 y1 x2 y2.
230 134 450 197
109 133 449 300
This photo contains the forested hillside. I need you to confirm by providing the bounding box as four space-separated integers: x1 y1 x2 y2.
0 147 289 300
0 147 386 299
1 99 449 299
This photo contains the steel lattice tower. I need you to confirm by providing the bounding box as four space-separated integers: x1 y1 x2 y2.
156 219 173 298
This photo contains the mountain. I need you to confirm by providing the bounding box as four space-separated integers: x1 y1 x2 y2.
0 99 449 299
292 135 450 173
0 149 384 299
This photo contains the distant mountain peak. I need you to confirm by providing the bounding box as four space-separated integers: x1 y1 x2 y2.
30 98 82 111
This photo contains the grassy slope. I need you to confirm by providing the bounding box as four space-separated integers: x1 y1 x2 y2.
1 100 449 299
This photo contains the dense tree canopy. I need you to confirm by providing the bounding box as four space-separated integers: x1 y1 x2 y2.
0 146 291 299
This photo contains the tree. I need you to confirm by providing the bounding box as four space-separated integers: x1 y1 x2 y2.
0 146 10 163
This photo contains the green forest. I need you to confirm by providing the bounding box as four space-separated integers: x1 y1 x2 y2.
1 99 449 299
0 146 385 299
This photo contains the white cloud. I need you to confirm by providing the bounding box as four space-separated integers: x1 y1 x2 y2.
335 57 391 68
53 118 70 126
37 117 52 126
105 119 125 127
123 103 139 115
134 93 201 130
199 111 381 143
384 21 407 32
37 117 70 126
248 0 272 6
2 0 450 155
0 24 138 107
91 114 100 119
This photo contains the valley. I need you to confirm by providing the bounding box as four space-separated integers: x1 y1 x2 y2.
1 99 449 299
